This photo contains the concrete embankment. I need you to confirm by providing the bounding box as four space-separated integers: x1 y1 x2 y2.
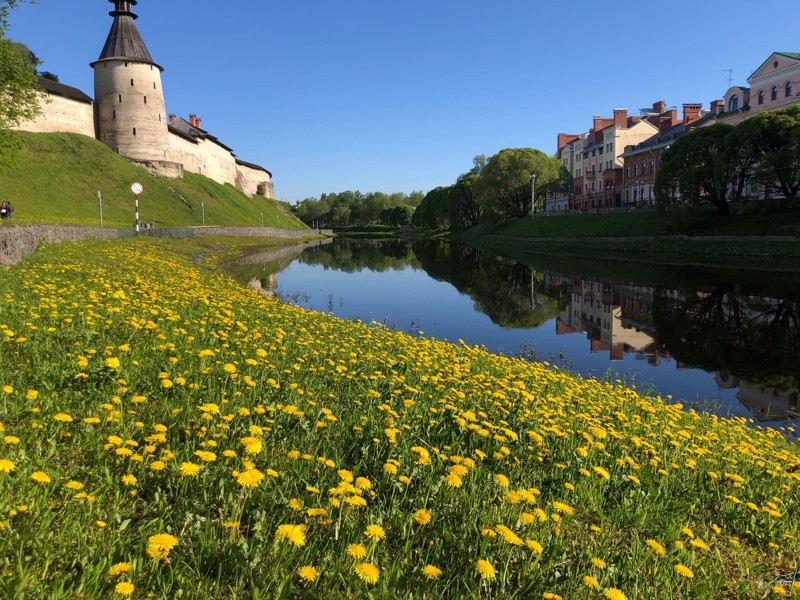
0 225 319 266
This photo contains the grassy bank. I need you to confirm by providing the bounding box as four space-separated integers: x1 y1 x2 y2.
0 238 798 598
0 131 304 230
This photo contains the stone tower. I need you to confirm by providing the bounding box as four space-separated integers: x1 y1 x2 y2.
91 0 176 170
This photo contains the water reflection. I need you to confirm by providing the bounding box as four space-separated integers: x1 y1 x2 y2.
228 238 800 427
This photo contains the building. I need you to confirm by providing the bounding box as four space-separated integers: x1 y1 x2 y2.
717 52 800 126
619 101 720 206
15 0 274 198
546 133 584 212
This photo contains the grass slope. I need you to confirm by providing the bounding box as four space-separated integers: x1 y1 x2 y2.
0 237 798 599
0 131 306 230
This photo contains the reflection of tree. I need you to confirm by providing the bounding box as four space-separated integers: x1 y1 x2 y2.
652 287 800 392
412 240 563 328
299 239 418 273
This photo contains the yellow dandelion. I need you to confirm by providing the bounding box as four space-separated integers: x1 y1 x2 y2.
354 562 380 584
275 523 306 547
114 581 134 596
582 575 600 589
771 586 788 596
121 474 137 486
347 543 367 559
236 468 264 488
30 471 51 484
240 437 262 455
178 462 202 477
593 466 611 480
690 538 711 552
494 473 510 487
297 565 319 582
108 562 133 576
54 413 73 423
105 357 120 369
0 459 15 473
422 564 442 580
603 588 627 600
364 524 386 542
414 508 431 525
444 473 462 488
674 564 694 578
475 559 496 580
646 538 666 556
146 533 179 559
590 557 607 569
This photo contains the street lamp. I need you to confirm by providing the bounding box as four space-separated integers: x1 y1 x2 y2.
530 173 538 217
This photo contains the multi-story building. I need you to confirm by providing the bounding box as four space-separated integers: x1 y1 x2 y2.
620 101 720 206
546 133 583 212
571 109 658 210
717 52 800 126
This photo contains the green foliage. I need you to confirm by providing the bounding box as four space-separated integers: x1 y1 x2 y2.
475 148 562 219
0 37 41 166
412 185 453 229
293 190 422 228
0 131 305 229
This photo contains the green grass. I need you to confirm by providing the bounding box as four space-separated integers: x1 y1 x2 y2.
467 206 800 239
0 131 306 230
0 237 799 598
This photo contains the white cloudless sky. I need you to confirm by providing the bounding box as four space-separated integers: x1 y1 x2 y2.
8 0 800 203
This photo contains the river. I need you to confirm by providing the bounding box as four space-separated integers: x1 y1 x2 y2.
225 237 800 432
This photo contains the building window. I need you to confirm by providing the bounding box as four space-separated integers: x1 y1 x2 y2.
650 160 654 174
786 81 793 98
728 94 739 111
130 78 134 86
772 86 779 101
758 90 765 105
153 82 157 89
144 96 147 104
112 110 116 120
634 164 639 176
118 94 122 102
626 165 630 177
133 128 137 136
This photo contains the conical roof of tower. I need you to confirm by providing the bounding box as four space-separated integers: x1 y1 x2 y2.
91 0 163 70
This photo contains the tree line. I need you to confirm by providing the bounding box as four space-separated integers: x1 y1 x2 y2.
412 149 564 230
655 106 800 214
292 190 424 228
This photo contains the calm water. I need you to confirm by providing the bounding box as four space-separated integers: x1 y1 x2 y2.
228 237 800 432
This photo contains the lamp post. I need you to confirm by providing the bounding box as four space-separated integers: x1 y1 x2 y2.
530 173 538 217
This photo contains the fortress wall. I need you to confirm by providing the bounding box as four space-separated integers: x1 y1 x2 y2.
16 93 95 137
236 163 274 198
94 61 170 162
168 132 238 187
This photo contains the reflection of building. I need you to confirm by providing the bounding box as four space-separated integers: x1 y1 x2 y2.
731 378 800 422
557 276 671 364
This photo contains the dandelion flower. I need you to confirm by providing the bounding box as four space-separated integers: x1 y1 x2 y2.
444 473 462 488
590 557 607 569
414 508 431 525
297 565 319 582
347 543 367 559
646 538 666 556
0 459 15 473
771 586 788 596
121 474 137 486
674 564 694 578
690 538 711 552
30 471 51 484
236 468 264 488
364 524 386 541
275 523 307 547
354 562 380 584
105 357 120 369
54 413 73 423
108 562 133 576
422 564 442 580
240 437 262 455
593 466 611 480
604 588 627 600
146 533 179 559
475 559 495 580
582 575 600 589
114 581 134 596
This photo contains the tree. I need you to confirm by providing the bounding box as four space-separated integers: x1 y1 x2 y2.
448 172 481 230
412 186 453 229
654 125 745 215
379 204 412 227
0 2 41 165
748 107 800 200
475 148 561 218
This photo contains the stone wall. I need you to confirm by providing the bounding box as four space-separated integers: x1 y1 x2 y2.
0 225 313 266
16 93 95 137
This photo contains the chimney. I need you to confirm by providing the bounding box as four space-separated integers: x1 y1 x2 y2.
710 99 724 115
557 133 580 152
652 100 667 114
682 103 702 126
189 114 197 127
613 108 628 128
659 109 678 134
168 114 176 123
195 116 202 129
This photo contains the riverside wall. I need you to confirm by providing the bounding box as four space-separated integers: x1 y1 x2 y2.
0 225 315 267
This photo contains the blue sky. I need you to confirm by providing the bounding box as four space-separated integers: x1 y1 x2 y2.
8 0 800 203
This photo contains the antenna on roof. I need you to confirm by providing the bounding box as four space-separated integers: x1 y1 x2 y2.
722 68 734 88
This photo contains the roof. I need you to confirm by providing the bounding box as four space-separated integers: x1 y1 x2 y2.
620 110 718 158
776 52 800 61
36 77 93 104
168 117 234 153
91 1 162 70
235 158 272 178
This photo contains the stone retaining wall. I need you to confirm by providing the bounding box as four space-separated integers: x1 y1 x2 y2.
0 225 313 266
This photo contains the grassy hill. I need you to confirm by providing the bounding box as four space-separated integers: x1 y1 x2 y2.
0 131 306 230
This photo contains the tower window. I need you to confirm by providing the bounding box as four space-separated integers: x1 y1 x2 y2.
786 81 793 98
118 94 122 103
133 128 137 136
112 110 116 120
153 82 156 89
772 86 779 101
144 96 147 104
758 90 765 105
131 78 134 86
